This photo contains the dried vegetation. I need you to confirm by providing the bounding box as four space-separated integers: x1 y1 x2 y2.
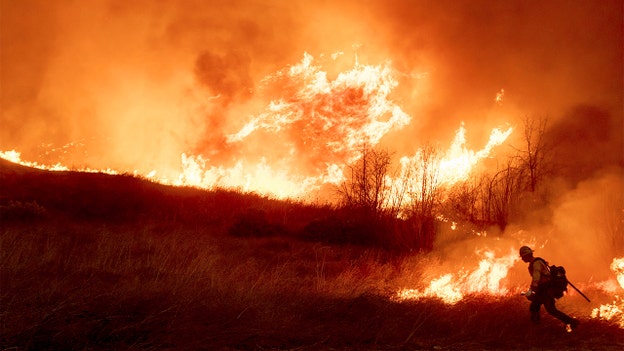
1 160 623 350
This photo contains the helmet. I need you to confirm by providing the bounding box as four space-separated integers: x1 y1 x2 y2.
519 246 533 257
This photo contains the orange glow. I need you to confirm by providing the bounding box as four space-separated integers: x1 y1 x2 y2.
1 53 512 201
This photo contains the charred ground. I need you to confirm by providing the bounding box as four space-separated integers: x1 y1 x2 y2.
1 159 623 350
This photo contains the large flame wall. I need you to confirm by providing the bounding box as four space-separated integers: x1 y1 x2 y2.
1 0 621 184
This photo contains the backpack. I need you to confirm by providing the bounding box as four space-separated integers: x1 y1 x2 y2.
531 258 569 299
547 264 569 299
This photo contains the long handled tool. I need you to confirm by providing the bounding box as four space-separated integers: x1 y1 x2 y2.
567 280 591 302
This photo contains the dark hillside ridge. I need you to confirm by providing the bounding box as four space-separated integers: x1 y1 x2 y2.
0 158 309 225
0 159 402 248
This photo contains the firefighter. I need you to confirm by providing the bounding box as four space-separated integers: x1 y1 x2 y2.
519 246 579 329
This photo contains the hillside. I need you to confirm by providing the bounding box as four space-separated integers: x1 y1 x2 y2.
0 158 272 223
1 159 623 351
0 158 338 238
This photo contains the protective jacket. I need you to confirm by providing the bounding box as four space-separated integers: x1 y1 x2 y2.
528 257 551 291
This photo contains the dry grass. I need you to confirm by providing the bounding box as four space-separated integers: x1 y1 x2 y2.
1 161 623 350
2 221 623 351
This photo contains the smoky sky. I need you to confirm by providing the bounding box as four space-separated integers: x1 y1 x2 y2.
1 0 622 177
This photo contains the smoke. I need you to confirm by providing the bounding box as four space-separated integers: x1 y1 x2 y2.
546 105 624 183
0 0 302 174
542 170 623 280
1 0 621 180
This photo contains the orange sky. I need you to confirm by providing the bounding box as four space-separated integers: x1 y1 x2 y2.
1 0 622 180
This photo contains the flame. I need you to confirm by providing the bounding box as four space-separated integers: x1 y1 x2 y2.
495 88 504 105
592 257 624 328
1 121 511 201
438 123 512 186
385 123 512 207
0 53 512 201
227 52 410 151
175 154 326 199
395 249 518 304
0 150 118 175
397 273 464 304
174 52 415 197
